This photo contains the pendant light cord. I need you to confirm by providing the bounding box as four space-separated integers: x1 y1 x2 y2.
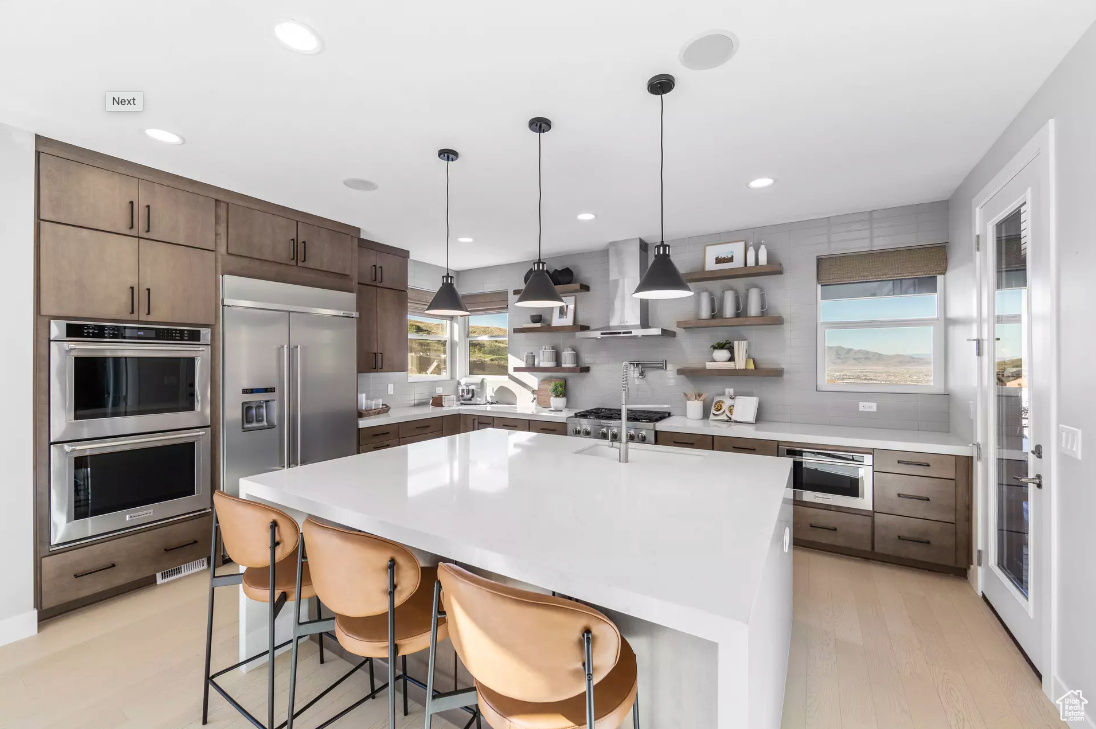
537 130 543 261
445 160 451 275
660 92 665 245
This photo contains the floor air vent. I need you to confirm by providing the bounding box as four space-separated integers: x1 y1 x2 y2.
157 557 208 584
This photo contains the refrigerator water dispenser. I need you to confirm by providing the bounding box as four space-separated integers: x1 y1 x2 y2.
241 400 276 431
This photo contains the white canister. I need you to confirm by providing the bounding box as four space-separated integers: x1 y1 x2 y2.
539 345 557 367
746 244 757 267
746 287 767 317
524 351 536 367
686 400 704 420
722 289 741 318
697 290 717 320
561 347 578 367
758 243 768 266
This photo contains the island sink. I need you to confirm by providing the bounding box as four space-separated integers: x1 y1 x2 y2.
575 442 704 464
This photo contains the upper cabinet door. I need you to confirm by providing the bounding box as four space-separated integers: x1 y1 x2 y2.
297 222 352 276
375 251 408 291
138 180 215 250
137 240 216 324
375 287 409 372
227 204 298 264
39 221 139 320
357 284 378 372
358 246 379 285
39 154 139 236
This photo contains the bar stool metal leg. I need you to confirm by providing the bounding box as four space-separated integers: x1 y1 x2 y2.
316 597 325 664
267 520 278 729
388 558 397 729
633 689 640 729
583 629 595 729
402 655 409 716
201 512 219 725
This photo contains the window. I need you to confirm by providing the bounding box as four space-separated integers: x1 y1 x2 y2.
467 312 508 376
817 276 944 392
408 314 449 379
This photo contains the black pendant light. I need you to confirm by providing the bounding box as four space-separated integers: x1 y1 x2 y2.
633 74 694 300
425 148 470 316
515 117 565 308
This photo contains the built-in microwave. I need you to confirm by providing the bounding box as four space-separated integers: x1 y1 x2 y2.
779 446 874 511
50 428 211 547
49 320 211 442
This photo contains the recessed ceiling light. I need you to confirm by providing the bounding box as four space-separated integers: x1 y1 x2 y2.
457 237 474 243
145 128 184 145
680 31 739 71
576 212 596 221
274 20 323 54
748 177 775 189
343 178 378 192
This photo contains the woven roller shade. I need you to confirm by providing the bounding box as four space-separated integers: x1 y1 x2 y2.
463 290 508 314
407 287 435 315
817 244 947 285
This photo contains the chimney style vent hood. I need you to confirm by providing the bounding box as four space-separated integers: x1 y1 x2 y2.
576 238 676 339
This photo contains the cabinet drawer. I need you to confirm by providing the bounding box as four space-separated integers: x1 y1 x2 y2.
492 417 529 432
875 450 955 479
41 515 211 610
874 513 956 566
529 421 568 436
655 431 713 450
475 417 494 430
793 506 872 551
400 432 441 446
359 439 398 454
874 473 956 523
359 424 400 445
714 436 778 457
399 418 443 438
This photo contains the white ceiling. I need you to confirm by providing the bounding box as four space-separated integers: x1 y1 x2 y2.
1 0 1092 270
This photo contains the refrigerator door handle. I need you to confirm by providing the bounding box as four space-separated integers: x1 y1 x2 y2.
282 344 290 469
294 344 302 467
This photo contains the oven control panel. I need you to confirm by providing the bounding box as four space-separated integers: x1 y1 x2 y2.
52 320 211 344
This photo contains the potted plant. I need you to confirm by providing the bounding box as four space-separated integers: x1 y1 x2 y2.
710 340 734 362
549 380 567 411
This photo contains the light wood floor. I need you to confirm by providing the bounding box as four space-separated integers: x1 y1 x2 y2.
0 549 1064 729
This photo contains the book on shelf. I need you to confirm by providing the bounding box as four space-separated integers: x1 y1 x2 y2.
705 361 739 369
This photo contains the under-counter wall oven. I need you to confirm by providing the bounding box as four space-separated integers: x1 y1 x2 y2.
779 445 874 511
48 321 212 547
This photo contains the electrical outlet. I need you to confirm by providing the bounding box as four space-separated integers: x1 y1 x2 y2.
724 388 735 398
1060 425 1082 459
435 386 443 394
388 383 394 395
859 402 877 412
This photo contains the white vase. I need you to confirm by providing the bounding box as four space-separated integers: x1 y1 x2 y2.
712 349 731 362
550 396 567 411
686 401 704 420
758 243 768 265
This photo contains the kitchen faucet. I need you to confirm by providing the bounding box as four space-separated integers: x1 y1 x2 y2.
618 360 668 463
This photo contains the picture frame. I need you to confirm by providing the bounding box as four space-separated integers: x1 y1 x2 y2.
709 395 733 421
704 240 746 271
551 295 576 326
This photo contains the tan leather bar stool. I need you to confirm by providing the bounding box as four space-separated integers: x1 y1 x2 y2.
202 493 361 729
426 563 640 729
290 518 474 729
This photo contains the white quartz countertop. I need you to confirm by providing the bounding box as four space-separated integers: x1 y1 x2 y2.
240 430 792 641
358 403 575 428
655 416 973 456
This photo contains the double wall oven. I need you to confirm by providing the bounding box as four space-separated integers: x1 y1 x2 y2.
49 321 211 547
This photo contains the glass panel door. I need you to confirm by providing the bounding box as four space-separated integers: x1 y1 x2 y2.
992 204 1031 597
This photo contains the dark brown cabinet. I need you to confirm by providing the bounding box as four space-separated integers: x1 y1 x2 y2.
357 285 408 373
460 414 495 432
529 421 568 435
137 180 215 250
655 431 713 450
713 436 779 457
39 154 139 236
137 240 216 324
227 204 299 264
297 222 353 276
492 417 529 432
358 246 408 290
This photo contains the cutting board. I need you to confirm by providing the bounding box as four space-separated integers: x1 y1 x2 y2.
536 378 564 408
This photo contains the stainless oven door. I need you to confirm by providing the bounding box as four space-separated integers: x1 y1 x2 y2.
50 428 211 547
50 341 211 441
779 446 874 510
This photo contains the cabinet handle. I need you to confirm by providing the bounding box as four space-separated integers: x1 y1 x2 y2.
129 201 134 229
146 288 151 316
129 286 135 315
896 459 932 468
379 352 383 370
372 264 378 282
290 238 297 261
373 431 392 437
146 204 151 233
164 539 198 553
734 446 757 452
809 524 838 532
897 492 931 501
374 443 392 450
75 563 116 579
301 240 307 262
379 265 384 283
414 424 431 430
897 535 931 545
373 352 378 370
672 440 693 446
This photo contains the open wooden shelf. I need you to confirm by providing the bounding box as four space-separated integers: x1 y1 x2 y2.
512 325 590 334
681 263 784 283
676 315 784 329
513 366 590 374
511 283 590 296
677 366 784 378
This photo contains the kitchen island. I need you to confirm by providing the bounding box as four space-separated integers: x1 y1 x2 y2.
239 430 794 729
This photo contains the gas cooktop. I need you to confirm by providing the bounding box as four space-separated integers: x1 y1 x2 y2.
571 408 672 424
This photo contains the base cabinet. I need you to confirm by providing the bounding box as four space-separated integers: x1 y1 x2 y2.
529 421 568 436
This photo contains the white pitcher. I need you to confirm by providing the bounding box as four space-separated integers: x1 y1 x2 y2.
697 291 717 320
722 289 741 318
746 287 767 317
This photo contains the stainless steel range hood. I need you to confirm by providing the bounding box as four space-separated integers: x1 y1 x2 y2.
577 238 676 339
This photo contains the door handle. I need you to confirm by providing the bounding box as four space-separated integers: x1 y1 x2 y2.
290 238 297 261
378 265 383 283
282 345 290 469
146 288 151 316
164 539 198 553
372 264 377 282
373 352 378 370
301 240 307 262
1015 474 1043 489
897 493 931 501
896 459 932 468
809 524 837 531
294 344 302 467
129 286 135 315
129 201 134 230
897 535 931 545
379 352 383 370
75 563 116 579
145 204 151 233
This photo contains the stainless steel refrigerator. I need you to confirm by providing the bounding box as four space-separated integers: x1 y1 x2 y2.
221 276 358 496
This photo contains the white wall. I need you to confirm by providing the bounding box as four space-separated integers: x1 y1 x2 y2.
0 122 37 645
948 19 1096 715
